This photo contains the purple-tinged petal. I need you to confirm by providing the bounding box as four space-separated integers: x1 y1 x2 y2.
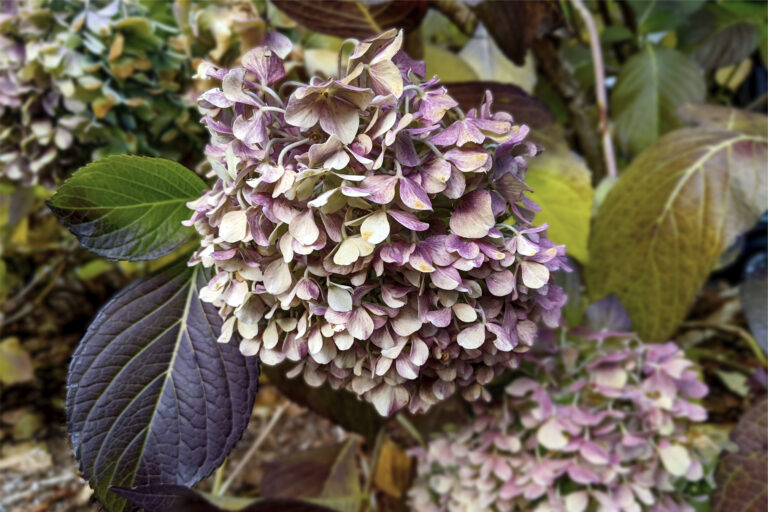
362 175 398 204
241 46 285 84
450 189 495 239
387 209 429 231
399 177 433 211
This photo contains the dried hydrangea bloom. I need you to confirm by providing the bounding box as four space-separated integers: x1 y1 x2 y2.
408 335 709 512
187 29 569 416
0 0 260 185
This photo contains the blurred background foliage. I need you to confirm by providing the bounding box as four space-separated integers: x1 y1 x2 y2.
0 1 766 511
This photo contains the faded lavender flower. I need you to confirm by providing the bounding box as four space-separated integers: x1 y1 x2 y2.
408 334 709 512
187 29 569 416
0 0 260 185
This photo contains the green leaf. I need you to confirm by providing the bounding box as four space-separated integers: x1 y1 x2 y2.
48 156 206 261
0 337 34 386
586 112 768 342
678 3 762 69
677 103 768 136
525 130 593 263
611 46 705 156
714 370 750 397
629 0 706 34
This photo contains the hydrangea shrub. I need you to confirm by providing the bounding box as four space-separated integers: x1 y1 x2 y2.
408 333 709 512
0 0 259 185
186 29 569 416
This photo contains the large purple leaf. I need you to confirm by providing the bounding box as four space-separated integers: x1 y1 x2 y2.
713 398 768 511
271 0 428 39
67 260 260 512
111 485 336 512
471 0 562 65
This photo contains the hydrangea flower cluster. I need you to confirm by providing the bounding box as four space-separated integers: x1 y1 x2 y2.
408 335 709 512
187 29 569 416
0 0 260 185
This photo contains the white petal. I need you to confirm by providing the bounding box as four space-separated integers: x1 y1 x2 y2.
564 491 589 512
264 259 292 295
453 303 478 323
370 385 409 416
334 332 354 350
219 210 248 243
333 238 360 265
457 323 485 349
239 338 261 356
537 418 568 450
328 285 353 312
237 321 259 339
263 320 279 349
217 316 235 344
289 209 320 245
659 443 691 477
521 261 550 289
360 210 390 244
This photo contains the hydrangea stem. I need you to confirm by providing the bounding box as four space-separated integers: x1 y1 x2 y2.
570 0 618 180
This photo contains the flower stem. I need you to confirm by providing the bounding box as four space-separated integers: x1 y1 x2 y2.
570 0 618 179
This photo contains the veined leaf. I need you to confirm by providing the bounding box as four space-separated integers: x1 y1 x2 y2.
526 129 593 263
611 46 706 156
628 0 706 34
678 103 768 136
678 3 762 69
112 485 336 512
48 156 206 261
67 260 260 512
472 0 562 66
586 114 768 342
271 0 427 39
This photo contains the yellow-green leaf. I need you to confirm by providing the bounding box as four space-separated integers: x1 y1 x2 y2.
0 337 34 386
525 130 593 263
424 44 478 83
586 112 767 341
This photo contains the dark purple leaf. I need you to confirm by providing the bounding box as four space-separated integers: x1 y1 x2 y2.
271 1 428 39
585 295 632 333
112 485 336 512
67 260 260 512
261 439 362 512
472 0 563 65
446 82 556 129
713 398 768 512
